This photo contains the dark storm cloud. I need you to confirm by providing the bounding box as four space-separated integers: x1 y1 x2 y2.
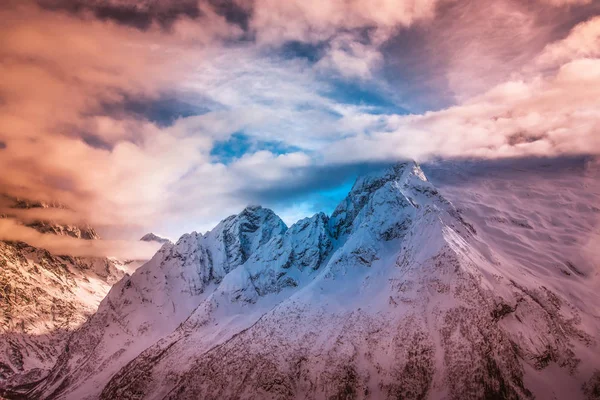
98 94 214 128
241 161 401 205
37 0 201 30
34 0 255 32
82 134 113 150
207 0 251 31
422 155 596 187
280 41 325 63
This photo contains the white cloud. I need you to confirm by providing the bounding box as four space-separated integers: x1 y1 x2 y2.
323 55 600 164
316 34 384 79
2 0 600 246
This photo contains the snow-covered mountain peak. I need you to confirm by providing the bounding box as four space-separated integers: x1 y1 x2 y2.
329 160 444 240
20 159 600 400
203 204 288 272
348 160 423 195
210 204 287 235
139 233 170 244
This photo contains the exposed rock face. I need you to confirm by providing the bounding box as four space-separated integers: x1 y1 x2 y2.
20 161 600 400
25 221 100 240
0 242 129 390
26 205 289 400
139 233 170 245
7 197 99 240
0 198 131 393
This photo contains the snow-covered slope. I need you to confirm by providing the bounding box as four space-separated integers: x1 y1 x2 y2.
0 242 129 388
0 200 134 393
29 206 288 400
27 160 600 400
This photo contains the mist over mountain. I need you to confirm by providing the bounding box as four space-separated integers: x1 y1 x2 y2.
2 0 600 398
140 233 171 245
1 159 597 400
0 198 148 390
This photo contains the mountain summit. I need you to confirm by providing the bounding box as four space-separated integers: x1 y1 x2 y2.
140 233 171 245
18 161 600 400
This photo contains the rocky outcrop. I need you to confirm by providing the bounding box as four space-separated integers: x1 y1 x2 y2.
0 198 132 394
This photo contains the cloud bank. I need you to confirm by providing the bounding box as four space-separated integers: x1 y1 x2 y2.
0 0 599 249
0 218 161 259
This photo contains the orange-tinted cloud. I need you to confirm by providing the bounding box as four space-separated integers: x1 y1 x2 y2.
536 15 600 68
0 0 598 247
0 218 161 259
246 0 439 45
0 1 236 228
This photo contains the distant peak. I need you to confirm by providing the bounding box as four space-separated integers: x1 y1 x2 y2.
140 233 171 244
26 221 100 240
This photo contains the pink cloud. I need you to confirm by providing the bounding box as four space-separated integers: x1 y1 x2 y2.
1 0 599 244
247 0 439 45
0 218 161 259
536 15 600 68
539 0 592 5
324 53 600 163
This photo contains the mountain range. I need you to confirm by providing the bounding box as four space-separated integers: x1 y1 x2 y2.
2 159 600 400
0 198 151 391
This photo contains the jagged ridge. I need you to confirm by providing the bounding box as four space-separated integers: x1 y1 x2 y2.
0 198 134 393
20 161 600 400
